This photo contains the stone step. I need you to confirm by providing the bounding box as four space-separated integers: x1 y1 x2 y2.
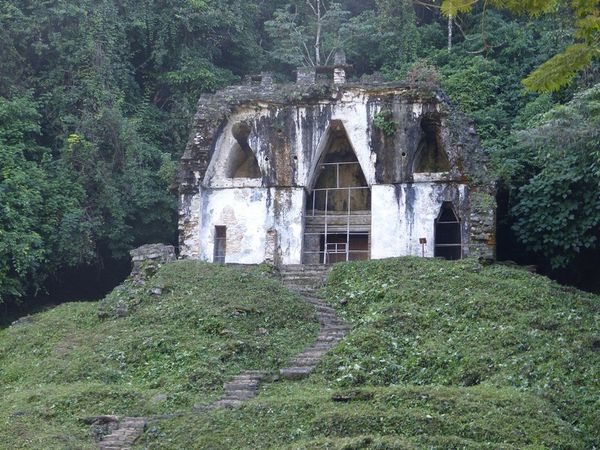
224 385 259 393
281 276 327 282
285 285 321 293
281 272 328 278
210 399 244 409
318 330 347 337
316 336 345 343
319 326 345 333
281 265 330 270
192 404 212 413
318 334 347 341
323 324 351 331
281 274 329 278
100 433 137 439
97 417 147 449
292 356 325 365
280 366 314 380
296 348 328 356
223 382 260 391
231 372 266 382
182 276 350 421
284 280 324 292
223 390 258 400
314 305 336 313
308 343 335 350
284 283 324 289
281 273 327 278
289 357 322 366
281 278 327 284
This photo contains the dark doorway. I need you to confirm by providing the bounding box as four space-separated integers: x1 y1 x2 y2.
319 233 369 263
434 202 462 260
214 226 226 263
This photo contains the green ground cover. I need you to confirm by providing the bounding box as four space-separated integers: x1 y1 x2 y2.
2 257 598 449
0 262 318 449
138 258 600 449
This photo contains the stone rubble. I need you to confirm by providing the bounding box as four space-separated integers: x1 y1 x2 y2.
97 417 146 450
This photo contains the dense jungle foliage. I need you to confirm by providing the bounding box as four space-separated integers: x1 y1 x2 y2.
1 0 599 311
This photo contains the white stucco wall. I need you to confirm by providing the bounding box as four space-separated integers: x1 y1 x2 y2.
184 87 478 265
197 187 304 265
371 183 468 259
270 188 305 265
371 185 403 259
299 91 378 187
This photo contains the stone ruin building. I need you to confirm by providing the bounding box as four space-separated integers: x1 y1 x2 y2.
178 55 496 266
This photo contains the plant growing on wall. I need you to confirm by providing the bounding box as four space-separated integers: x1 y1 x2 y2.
373 109 396 137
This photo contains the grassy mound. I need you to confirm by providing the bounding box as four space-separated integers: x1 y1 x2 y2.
0 261 318 449
140 381 577 449
321 258 599 443
139 257 599 449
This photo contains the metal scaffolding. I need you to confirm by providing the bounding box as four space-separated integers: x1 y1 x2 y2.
304 161 371 264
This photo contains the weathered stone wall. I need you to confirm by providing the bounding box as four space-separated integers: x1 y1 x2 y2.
129 244 176 282
179 79 496 264
371 183 469 258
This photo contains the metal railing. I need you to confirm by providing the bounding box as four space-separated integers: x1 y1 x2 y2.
304 162 371 264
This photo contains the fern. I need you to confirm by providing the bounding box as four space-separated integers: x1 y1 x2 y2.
522 43 597 92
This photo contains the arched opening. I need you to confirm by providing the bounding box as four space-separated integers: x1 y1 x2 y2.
304 121 371 264
225 122 261 178
226 143 261 178
434 202 462 260
414 115 450 173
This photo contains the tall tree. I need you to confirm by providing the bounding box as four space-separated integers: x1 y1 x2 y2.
265 1 351 67
504 84 600 268
0 0 274 307
436 0 600 91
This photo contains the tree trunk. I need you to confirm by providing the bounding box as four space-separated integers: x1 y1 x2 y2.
315 0 322 65
448 14 453 52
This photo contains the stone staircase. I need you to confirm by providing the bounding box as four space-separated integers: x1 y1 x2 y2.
278 264 331 294
279 264 350 379
97 264 347 449
192 370 270 412
279 295 350 380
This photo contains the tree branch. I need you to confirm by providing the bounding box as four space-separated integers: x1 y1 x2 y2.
305 0 318 16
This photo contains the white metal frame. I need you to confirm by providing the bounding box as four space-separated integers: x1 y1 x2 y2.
304 161 371 264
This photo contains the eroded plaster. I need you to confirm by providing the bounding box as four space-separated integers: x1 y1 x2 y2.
179 74 496 265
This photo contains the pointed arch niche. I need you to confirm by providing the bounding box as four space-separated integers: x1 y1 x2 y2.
434 201 462 260
225 122 261 179
413 114 450 174
303 120 371 264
